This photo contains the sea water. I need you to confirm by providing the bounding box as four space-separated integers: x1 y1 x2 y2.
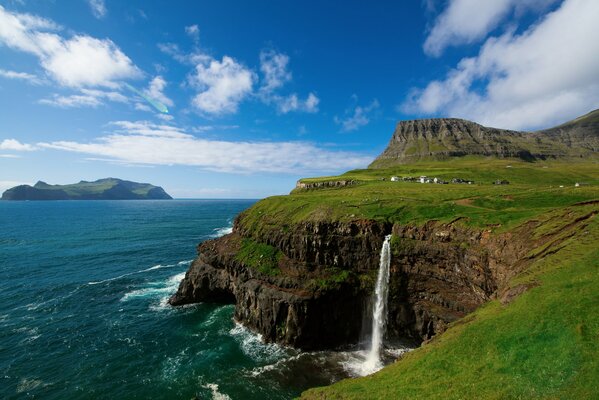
0 200 408 399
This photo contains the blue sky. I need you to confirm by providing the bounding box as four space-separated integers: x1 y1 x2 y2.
1 0 597 198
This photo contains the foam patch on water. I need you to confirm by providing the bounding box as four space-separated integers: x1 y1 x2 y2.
88 260 192 285
121 271 186 311
202 383 231 400
340 346 411 377
229 322 289 363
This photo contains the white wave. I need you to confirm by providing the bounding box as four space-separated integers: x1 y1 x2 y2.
210 225 233 238
88 260 191 285
122 271 186 312
202 383 231 400
229 322 288 362
16 378 45 394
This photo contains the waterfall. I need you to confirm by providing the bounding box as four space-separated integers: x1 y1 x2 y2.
363 234 392 374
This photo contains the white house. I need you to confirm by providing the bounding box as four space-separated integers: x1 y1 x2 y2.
419 176 427 183
391 176 400 182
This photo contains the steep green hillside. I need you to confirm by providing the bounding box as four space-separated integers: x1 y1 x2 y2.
302 204 599 399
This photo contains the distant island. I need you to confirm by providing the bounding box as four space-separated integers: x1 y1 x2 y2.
1 178 172 200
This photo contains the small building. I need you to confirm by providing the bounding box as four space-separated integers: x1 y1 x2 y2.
419 176 428 184
493 180 510 185
390 176 400 182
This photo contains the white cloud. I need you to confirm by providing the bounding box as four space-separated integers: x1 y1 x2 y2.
39 88 128 108
259 50 292 93
257 49 319 114
42 35 140 88
404 0 599 130
36 120 372 174
87 0 107 19
0 154 21 158
0 6 140 88
190 56 254 115
0 138 37 151
423 0 559 56
185 24 199 42
0 68 42 84
145 76 174 107
335 99 379 132
276 92 320 114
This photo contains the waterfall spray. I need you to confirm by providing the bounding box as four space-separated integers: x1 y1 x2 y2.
362 234 392 374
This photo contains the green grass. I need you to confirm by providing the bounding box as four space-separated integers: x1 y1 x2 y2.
226 157 599 399
301 207 599 399
234 238 282 276
239 159 599 238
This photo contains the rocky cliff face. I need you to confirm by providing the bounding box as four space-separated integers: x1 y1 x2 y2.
370 110 599 167
170 213 539 349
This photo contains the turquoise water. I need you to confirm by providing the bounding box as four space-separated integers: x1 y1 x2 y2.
0 200 388 400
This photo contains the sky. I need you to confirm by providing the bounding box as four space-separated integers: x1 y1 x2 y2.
0 0 598 198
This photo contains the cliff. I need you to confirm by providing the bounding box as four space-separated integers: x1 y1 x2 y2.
170 110 598 355
1 178 172 200
169 207 567 348
369 109 599 167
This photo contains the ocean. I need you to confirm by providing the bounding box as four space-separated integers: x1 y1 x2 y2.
0 200 405 400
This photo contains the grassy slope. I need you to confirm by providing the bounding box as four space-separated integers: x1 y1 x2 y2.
240 158 599 236
302 205 599 399
233 156 599 399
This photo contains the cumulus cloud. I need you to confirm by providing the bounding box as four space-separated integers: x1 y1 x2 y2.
185 24 199 42
35 120 371 174
0 138 37 151
0 6 140 88
259 49 292 93
258 49 319 113
276 93 320 114
0 68 42 84
404 0 599 130
190 56 254 115
144 76 174 108
335 99 379 132
423 0 559 56
87 0 107 19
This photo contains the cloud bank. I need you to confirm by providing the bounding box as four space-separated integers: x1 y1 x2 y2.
31 121 371 174
405 0 599 130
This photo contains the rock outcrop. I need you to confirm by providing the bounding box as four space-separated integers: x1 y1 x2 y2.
170 214 540 349
370 109 599 167
295 180 357 190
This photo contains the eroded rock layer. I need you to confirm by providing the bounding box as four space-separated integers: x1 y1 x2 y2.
170 214 540 349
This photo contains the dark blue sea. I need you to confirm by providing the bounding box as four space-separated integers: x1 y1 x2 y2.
0 200 385 400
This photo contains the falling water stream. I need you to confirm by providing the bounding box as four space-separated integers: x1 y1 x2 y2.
362 234 393 374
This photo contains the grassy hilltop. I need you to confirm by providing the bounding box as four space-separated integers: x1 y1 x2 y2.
1 178 172 200
234 111 599 399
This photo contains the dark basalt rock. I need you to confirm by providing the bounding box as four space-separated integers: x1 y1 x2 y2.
170 214 540 349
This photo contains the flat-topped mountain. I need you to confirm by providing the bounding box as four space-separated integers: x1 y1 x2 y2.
370 109 599 167
1 178 172 200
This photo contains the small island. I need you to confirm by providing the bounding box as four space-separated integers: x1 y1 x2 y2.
1 178 172 200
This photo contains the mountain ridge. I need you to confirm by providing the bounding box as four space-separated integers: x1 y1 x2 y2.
370 108 599 168
1 178 172 200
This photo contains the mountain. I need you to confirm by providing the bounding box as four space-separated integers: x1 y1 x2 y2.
370 108 599 168
1 178 172 200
